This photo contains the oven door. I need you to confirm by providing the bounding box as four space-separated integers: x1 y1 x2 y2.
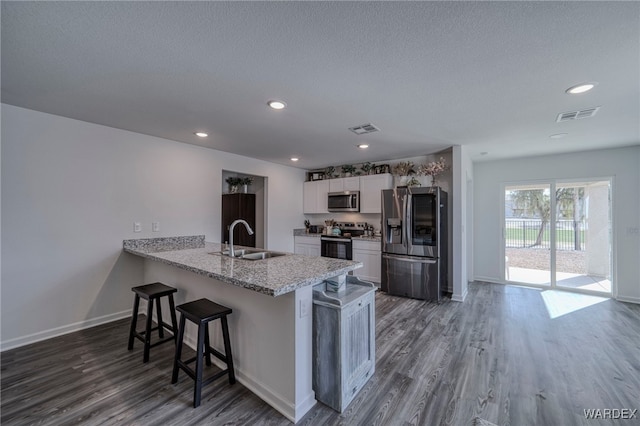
321 237 353 260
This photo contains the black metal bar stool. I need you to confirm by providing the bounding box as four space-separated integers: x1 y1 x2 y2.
127 282 178 363
171 298 236 408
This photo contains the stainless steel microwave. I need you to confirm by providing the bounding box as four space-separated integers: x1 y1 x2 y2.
328 191 360 212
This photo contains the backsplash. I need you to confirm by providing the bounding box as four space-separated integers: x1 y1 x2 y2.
303 213 383 233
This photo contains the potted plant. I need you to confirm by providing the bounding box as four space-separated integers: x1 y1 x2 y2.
392 161 415 186
392 161 415 176
416 157 448 187
360 162 374 175
225 177 241 193
325 166 336 179
341 164 356 177
240 176 253 193
406 176 421 187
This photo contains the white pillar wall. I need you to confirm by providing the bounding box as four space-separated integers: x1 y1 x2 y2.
585 182 611 278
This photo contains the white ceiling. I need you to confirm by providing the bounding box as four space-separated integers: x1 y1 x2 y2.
2 1 639 170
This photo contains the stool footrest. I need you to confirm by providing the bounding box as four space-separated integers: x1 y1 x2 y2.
149 335 176 348
176 361 230 386
202 369 230 386
209 347 227 364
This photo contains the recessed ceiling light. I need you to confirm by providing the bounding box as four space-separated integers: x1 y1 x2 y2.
290 157 299 162
357 144 369 149
194 132 208 138
565 82 597 94
268 100 287 110
549 133 569 139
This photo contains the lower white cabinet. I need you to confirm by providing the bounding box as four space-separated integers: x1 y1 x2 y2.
294 236 321 256
312 277 376 412
352 239 381 283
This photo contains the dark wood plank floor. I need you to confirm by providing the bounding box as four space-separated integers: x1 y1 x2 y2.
2 282 639 425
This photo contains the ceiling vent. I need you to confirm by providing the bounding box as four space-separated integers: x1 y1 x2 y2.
556 107 600 123
349 123 380 135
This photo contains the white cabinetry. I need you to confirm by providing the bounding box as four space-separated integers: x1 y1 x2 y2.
329 177 360 192
294 236 321 256
352 239 381 283
304 174 391 214
303 180 330 214
359 174 393 213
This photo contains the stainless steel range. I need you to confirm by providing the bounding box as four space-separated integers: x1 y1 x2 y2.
320 222 368 260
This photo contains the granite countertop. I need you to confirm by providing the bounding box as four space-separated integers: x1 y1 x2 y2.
123 235 362 297
293 229 381 242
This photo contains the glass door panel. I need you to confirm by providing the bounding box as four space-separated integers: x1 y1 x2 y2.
504 184 551 286
555 181 611 294
411 193 436 246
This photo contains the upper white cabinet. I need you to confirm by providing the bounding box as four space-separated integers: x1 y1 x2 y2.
303 180 330 214
359 174 393 213
329 177 360 192
304 174 392 214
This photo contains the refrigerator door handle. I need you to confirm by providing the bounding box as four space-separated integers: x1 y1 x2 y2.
404 193 411 251
382 254 437 264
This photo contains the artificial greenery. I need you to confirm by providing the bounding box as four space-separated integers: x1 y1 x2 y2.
226 176 253 186
341 164 357 175
225 177 242 186
360 162 374 174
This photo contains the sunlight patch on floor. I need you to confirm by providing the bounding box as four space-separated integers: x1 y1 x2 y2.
508 267 611 293
540 290 608 319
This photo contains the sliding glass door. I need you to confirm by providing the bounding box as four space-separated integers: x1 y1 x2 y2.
504 179 612 295
554 181 611 293
504 184 552 286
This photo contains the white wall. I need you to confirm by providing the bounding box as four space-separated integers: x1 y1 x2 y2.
0 104 305 349
473 146 640 303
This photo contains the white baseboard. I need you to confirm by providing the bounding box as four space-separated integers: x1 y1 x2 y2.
473 276 502 284
0 309 132 352
617 295 640 304
451 287 468 302
181 334 313 423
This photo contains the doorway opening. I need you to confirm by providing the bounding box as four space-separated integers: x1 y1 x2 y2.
221 171 267 248
503 179 612 296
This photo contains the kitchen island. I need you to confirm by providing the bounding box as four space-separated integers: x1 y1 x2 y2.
123 235 362 423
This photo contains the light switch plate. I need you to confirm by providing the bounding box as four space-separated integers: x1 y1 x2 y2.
152 222 160 232
133 222 141 233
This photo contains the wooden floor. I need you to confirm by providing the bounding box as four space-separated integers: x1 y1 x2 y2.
2 282 639 425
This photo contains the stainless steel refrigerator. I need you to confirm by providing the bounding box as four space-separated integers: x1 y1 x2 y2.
381 187 447 301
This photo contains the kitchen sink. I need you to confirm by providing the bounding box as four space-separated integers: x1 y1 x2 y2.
240 251 287 260
218 249 262 257
210 249 287 260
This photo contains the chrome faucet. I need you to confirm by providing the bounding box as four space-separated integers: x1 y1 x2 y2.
228 219 254 258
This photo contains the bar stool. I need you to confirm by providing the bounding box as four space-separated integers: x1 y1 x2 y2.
127 282 178 363
171 298 236 408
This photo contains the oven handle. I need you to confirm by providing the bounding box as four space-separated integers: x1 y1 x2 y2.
321 237 352 243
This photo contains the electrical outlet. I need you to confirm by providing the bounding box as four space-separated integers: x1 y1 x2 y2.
152 222 160 232
133 222 141 233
